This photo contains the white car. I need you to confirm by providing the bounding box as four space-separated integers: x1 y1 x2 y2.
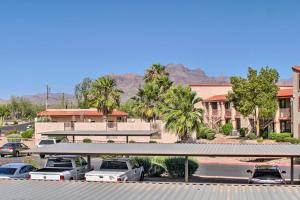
30 155 90 181
38 139 68 158
85 158 144 182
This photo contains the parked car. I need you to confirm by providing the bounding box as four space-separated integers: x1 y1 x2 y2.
85 158 144 182
38 138 68 159
0 143 30 157
29 155 90 181
0 163 37 179
247 165 286 184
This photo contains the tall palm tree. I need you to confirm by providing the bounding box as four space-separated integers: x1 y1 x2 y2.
158 85 203 142
143 64 169 83
88 76 123 121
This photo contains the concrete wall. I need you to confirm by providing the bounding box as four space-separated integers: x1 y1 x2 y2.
74 123 107 131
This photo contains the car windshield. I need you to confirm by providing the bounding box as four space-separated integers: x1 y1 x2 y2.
2 144 15 148
100 161 128 170
253 169 282 179
0 168 17 175
39 140 54 145
46 158 73 168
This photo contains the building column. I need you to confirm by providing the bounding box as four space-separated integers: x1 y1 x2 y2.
274 101 281 133
208 103 212 127
87 155 91 171
231 104 237 129
220 102 225 125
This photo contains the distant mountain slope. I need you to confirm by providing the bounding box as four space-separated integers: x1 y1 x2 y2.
1 64 292 104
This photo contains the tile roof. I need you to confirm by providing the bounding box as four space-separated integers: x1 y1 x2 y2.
1 179 300 200
292 66 300 72
205 94 227 102
37 109 128 117
277 88 293 97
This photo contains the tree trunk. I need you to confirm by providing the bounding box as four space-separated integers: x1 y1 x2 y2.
255 106 260 137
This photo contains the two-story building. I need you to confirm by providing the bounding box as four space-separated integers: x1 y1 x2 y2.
191 71 296 136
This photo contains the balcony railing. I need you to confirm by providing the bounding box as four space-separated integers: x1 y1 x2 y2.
212 109 219 116
225 109 232 118
279 108 291 119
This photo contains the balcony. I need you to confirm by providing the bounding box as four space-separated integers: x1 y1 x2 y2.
225 109 232 118
212 109 219 116
279 108 291 119
35 121 152 134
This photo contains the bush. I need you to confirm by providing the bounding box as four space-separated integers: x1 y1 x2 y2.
149 140 157 143
148 163 166 177
239 128 248 137
107 140 115 143
13 121 18 125
133 157 152 175
164 157 198 178
83 138 92 143
268 132 292 142
7 134 21 142
21 129 34 138
197 125 215 140
283 137 299 144
256 137 264 143
129 140 136 143
248 133 257 140
5 130 18 136
206 132 215 140
221 123 233 136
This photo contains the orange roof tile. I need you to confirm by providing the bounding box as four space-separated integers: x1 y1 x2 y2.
292 66 300 72
205 94 228 102
37 110 128 117
277 89 292 97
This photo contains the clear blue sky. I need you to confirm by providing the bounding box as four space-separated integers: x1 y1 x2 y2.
0 0 300 99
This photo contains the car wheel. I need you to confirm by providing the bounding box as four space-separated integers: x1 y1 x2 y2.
40 154 45 159
0 155 4 158
140 172 145 181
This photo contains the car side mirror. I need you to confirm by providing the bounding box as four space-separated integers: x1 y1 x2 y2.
282 171 286 174
246 170 252 173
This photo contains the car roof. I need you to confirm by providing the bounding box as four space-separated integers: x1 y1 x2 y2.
0 163 31 168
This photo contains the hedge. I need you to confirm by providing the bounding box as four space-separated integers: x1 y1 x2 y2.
221 123 233 136
21 129 34 138
164 157 198 178
83 138 92 143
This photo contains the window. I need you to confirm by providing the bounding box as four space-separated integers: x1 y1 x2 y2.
46 158 73 168
75 158 81 167
100 161 128 170
211 102 218 110
80 158 88 166
279 99 290 109
225 102 230 109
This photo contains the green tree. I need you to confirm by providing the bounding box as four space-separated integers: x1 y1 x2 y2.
0 104 10 125
143 64 169 83
75 77 92 108
132 64 172 121
228 67 279 136
88 76 123 121
119 99 138 118
158 85 203 141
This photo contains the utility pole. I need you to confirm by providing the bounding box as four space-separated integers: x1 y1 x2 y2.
61 92 65 109
46 85 51 110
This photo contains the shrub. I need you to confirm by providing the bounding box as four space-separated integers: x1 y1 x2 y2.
239 128 248 137
7 134 21 142
21 129 34 138
148 163 166 177
13 121 18 125
248 133 257 140
197 125 215 140
149 140 157 143
107 140 115 143
221 123 233 136
133 157 152 175
283 137 299 144
268 132 292 142
5 130 18 136
164 157 198 178
206 132 215 140
256 137 264 143
129 140 136 143
83 138 92 143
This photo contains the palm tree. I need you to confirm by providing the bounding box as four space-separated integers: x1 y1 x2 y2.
143 64 169 83
158 85 203 142
132 82 160 122
88 76 123 121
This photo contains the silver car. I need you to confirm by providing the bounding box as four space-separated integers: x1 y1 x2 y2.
0 163 37 179
247 165 286 184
